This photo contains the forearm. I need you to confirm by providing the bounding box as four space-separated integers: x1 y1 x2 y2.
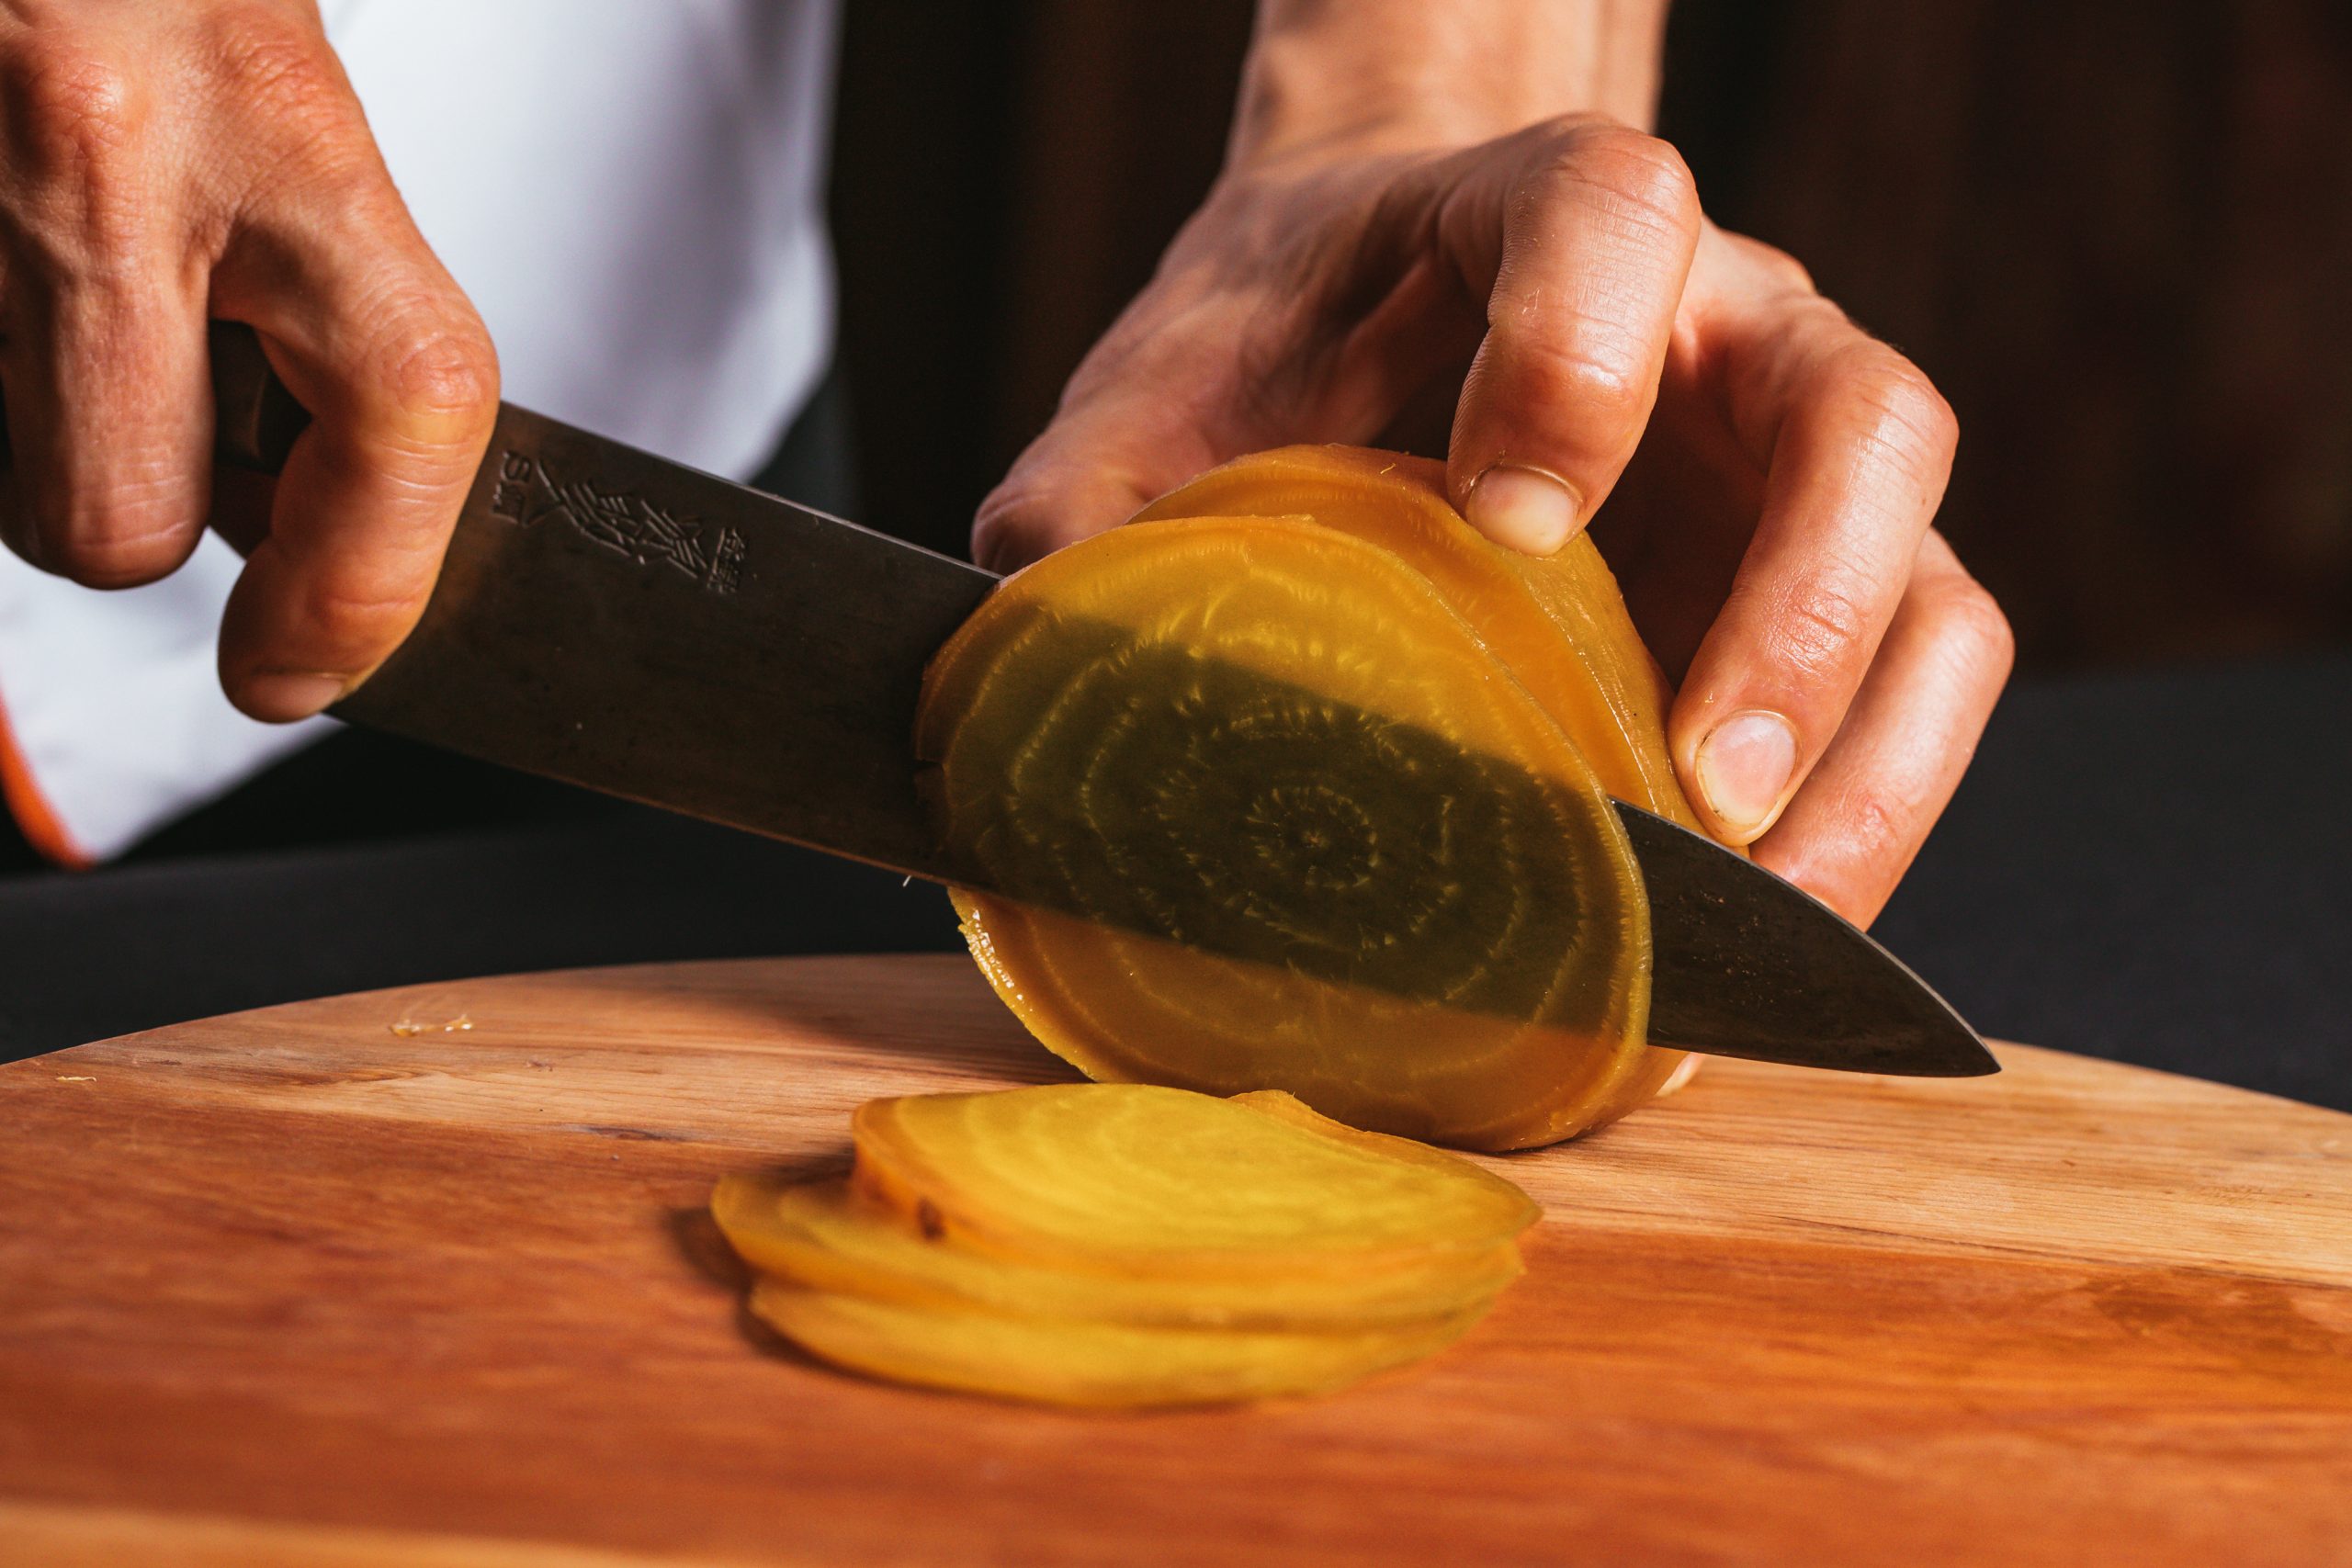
1229 0 1670 168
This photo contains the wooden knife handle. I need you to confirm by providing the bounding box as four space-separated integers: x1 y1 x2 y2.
206 321 311 477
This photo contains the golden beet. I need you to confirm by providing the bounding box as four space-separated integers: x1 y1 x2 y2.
747 1278 1482 1409
847 1085 1538 1272
1128 447 1700 831
712 1085 1537 1406
920 447 1714 1146
712 1175 1520 1329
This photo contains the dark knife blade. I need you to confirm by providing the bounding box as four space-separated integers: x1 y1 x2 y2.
206 325 1993 1078
331 400 994 887
1611 801 1991 1074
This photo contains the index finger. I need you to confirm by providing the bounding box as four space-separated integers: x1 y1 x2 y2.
210 184 497 722
1436 117 1702 555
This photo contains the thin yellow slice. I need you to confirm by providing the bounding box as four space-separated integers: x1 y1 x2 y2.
848 1085 1539 1274
714 1172 1521 1328
918 513 1655 1148
749 1277 1485 1408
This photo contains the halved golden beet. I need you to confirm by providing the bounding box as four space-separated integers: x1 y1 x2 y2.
1128 446 1701 834
713 1172 1521 1328
1133 446 1726 1109
748 1277 1484 1408
918 511 1659 1148
846 1085 1539 1273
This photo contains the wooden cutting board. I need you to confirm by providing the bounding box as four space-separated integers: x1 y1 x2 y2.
2 955 2347 1567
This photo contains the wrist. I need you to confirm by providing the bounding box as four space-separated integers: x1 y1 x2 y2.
1228 0 1669 172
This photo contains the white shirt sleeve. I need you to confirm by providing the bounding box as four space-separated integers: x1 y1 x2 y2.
0 0 841 863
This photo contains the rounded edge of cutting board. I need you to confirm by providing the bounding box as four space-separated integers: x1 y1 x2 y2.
0 953 2346 1568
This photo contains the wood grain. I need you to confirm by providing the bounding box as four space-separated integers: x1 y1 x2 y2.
1 955 2346 1567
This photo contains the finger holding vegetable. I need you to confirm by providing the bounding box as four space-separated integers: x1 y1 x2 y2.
977 0 2011 930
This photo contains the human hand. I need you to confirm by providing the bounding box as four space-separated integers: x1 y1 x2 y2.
976 117 2010 926
0 0 497 720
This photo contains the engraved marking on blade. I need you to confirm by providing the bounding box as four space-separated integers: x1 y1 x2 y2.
488 448 745 593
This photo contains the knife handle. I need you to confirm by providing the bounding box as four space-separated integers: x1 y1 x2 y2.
206 321 311 476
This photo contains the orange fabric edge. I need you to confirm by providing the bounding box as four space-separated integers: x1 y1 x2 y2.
0 684 92 868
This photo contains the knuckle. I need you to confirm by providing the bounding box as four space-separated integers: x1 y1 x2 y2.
1801 343 1959 503
1539 118 1701 237
205 6 335 96
1838 784 1914 871
1838 348 1959 466
1708 570 1869 694
300 565 433 644
1740 552 1882 686
200 9 363 159
1737 235 1815 298
52 505 199 588
372 308 500 428
3 42 143 177
1766 574 1877 681
9 455 202 588
1503 333 1654 433
971 474 1084 572
1925 572 2016 681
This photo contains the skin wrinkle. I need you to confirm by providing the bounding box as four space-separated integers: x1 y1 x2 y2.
1694 530 1914 755
1759 485 1920 609
1758 575 1884 690
289 571 439 632
1823 390 1958 509
1756 537 2008 919
1571 262 1680 323
9 265 213 581
1530 135 1699 251
1491 323 1660 434
42 518 198 588
2 43 142 186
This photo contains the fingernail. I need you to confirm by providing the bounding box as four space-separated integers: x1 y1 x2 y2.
240 671 350 722
1694 709 1800 840
1464 463 1582 555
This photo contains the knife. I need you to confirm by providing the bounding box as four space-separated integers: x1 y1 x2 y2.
201 323 1992 1077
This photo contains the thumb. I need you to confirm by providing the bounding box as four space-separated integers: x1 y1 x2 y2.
973 397 1204 572
977 169 1470 570
972 270 1262 572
